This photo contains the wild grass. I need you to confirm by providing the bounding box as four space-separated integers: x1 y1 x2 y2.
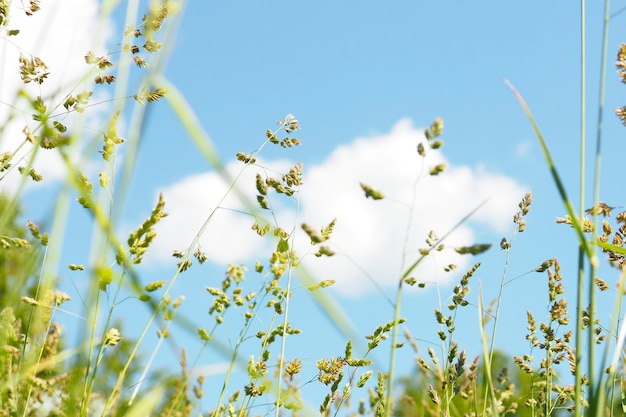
0 1 625 417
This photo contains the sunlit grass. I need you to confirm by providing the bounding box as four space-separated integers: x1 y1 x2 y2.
0 1 624 416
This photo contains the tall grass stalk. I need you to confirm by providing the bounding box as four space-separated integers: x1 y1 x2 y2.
477 287 499 417
574 2 587 415
586 0 611 414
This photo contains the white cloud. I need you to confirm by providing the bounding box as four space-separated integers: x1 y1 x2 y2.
149 119 527 297
293 119 526 295
149 159 294 265
0 0 112 192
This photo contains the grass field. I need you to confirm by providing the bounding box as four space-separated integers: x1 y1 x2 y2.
0 1 624 416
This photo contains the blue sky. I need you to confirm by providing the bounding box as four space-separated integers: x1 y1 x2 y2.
2 0 626 412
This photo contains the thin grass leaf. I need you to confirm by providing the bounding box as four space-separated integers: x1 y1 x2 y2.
505 80 597 267
593 240 626 256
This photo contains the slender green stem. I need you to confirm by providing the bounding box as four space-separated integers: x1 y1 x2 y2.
384 201 487 417
383 155 424 417
486 228 517 392
588 1 611 414
274 216 300 417
385 277 403 417
18 246 52 417
578 4 586 218
477 287 499 417
574 252 585 417
576 0 587 408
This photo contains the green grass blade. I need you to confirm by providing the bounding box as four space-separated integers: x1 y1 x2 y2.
505 80 596 268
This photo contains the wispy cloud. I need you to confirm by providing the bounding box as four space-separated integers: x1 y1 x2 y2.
150 119 527 296
515 139 534 160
